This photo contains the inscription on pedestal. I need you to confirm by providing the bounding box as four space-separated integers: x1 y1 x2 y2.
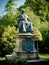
22 38 33 52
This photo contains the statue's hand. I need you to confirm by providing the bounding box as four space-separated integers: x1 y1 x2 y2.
27 18 31 22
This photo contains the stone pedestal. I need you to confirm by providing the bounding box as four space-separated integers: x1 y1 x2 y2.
12 33 39 60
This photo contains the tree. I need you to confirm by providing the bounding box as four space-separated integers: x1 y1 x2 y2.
40 22 49 44
25 0 49 22
4 0 19 27
5 0 16 13
2 12 16 26
38 22 49 53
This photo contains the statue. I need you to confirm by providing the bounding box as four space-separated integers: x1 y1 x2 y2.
17 9 33 33
6 9 41 60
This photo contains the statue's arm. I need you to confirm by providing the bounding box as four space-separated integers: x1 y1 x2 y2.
17 18 23 20
27 18 32 22
17 15 24 22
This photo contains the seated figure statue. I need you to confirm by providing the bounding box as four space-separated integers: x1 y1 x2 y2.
17 8 33 33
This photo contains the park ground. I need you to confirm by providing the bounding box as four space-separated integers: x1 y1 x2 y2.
0 53 49 61
0 53 49 65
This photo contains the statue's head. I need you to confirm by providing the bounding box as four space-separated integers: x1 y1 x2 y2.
20 8 25 14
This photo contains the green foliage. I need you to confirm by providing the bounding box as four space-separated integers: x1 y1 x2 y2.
34 27 42 41
2 12 16 26
40 22 49 45
0 23 4 37
25 0 49 22
38 22 49 53
5 0 16 13
2 9 19 28
0 26 17 56
0 58 27 65
7 58 27 65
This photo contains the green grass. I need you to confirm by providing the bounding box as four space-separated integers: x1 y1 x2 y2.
39 53 49 59
0 57 6 61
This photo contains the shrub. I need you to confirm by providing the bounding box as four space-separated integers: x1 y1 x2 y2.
0 26 17 56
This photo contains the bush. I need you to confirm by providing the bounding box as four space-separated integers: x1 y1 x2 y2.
0 26 17 56
0 58 27 65
38 22 49 53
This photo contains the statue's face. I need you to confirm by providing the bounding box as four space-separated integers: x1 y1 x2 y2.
21 9 25 14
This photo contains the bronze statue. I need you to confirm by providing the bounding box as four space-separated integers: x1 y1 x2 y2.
17 8 33 33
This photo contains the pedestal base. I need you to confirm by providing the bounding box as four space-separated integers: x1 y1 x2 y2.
12 51 39 60
12 33 39 60
27 58 48 62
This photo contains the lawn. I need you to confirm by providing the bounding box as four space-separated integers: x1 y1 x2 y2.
0 57 6 61
39 53 49 59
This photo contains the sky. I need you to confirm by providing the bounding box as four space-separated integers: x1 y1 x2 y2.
0 0 25 16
